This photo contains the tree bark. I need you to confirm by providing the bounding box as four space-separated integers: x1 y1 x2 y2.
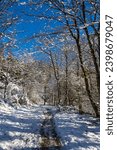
49 51 61 104
82 1 100 94
75 38 99 117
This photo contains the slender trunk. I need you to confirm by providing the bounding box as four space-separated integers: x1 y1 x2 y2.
76 62 83 114
3 76 8 99
84 27 100 93
79 97 83 114
52 91 55 106
56 79 61 104
4 83 7 99
50 51 61 105
91 24 100 58
44 86 46 105
64 50 69 105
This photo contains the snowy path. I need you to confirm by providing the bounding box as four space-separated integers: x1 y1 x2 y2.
39 108 61 150
0 102 100 150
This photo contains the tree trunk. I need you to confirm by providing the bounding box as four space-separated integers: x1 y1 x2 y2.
4 83 7 99
75 38 99 117
50 50 61 105
82 1 100 94
64 49 69 106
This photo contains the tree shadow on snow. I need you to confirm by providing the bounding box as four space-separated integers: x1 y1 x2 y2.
55 113 100 150
0 113 41 142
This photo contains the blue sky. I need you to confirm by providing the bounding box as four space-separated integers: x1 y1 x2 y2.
3 0 99 61
6 0 63 61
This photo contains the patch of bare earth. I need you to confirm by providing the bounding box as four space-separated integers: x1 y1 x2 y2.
39 109 62 150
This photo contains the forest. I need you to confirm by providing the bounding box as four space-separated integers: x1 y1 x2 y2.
0 0 100 150
0 1 100 149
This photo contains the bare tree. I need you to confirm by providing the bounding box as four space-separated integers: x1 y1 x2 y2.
16 0 100 116
36 37 61 105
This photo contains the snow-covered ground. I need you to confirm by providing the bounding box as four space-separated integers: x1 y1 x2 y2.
0 100 43 150
0 101 100 150
54 109 100 150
